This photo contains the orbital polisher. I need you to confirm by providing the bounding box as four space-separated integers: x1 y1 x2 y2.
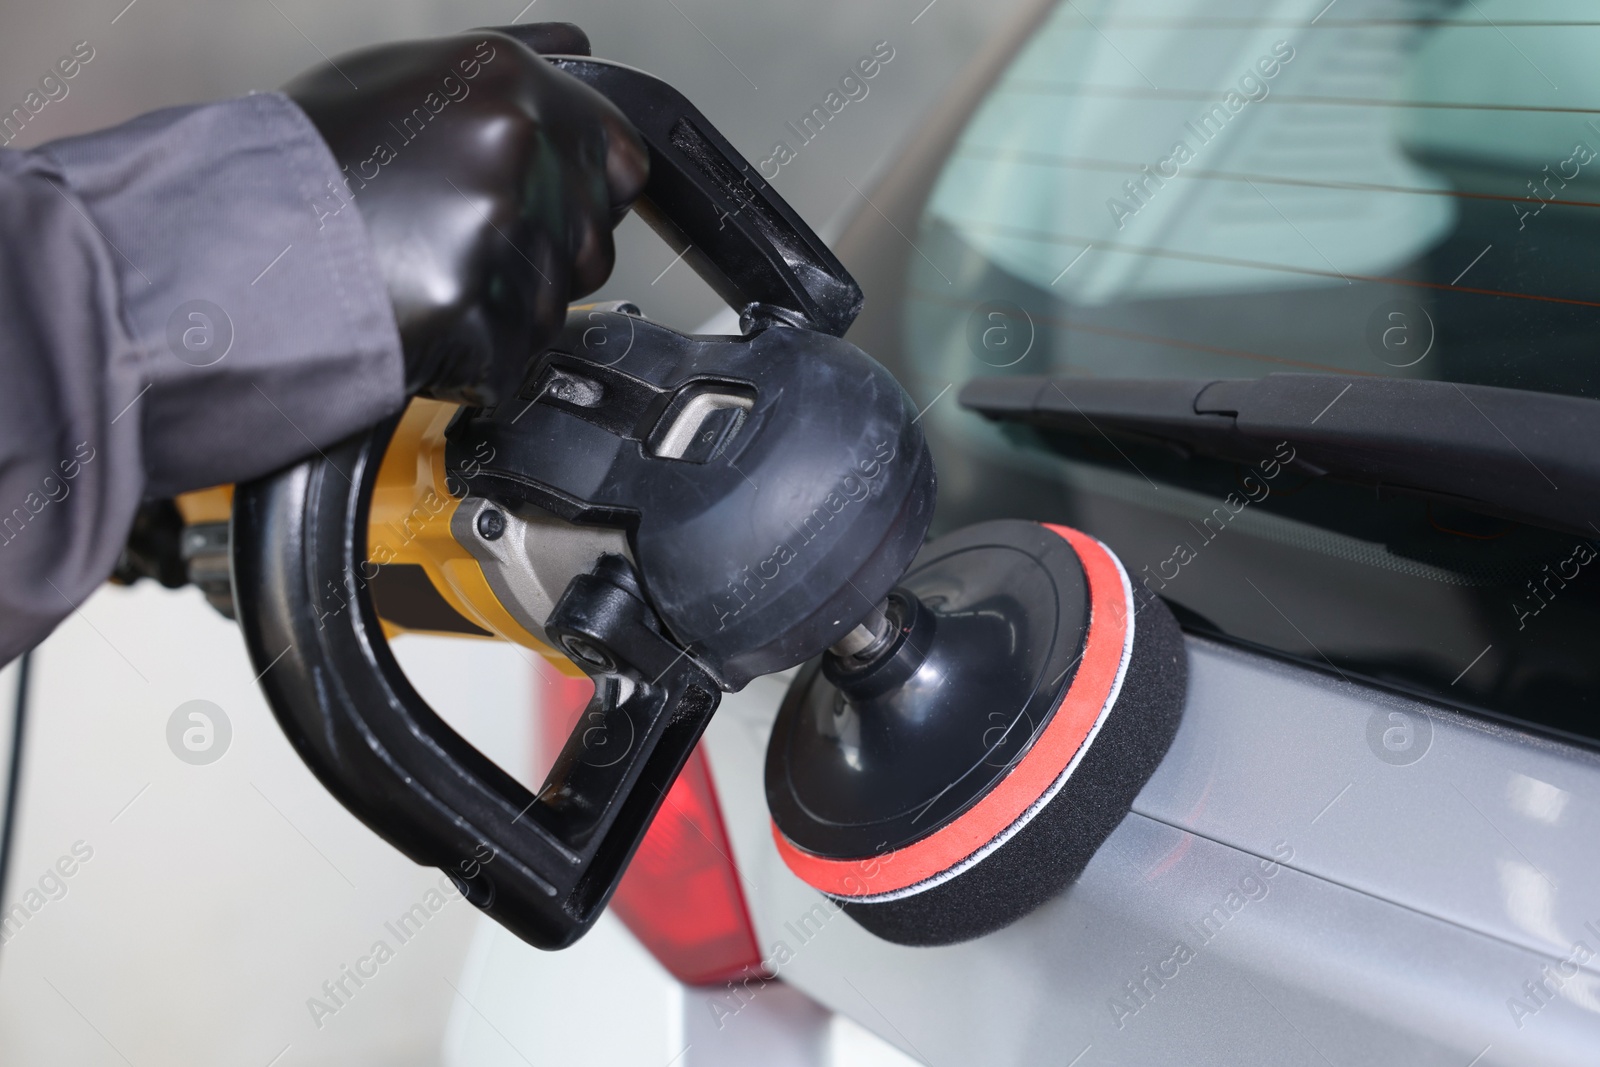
229 29 1186 951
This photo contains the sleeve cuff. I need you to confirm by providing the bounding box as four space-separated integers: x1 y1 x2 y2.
38 91 405 495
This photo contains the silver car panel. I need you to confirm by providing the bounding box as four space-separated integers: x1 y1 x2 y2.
704 637 1600 1065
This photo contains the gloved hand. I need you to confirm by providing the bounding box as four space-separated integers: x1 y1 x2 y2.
283 24 648 407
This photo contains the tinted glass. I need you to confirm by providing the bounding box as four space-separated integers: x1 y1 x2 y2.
892 0 1600 742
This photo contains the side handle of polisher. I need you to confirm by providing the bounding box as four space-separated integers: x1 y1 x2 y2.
530 50 863 337
232 30 866 950
233 427 721 950
490 23 863 339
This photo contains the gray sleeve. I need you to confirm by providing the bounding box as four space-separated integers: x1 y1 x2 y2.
0 91 404 666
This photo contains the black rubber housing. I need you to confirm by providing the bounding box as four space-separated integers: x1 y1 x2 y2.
448 313 936 691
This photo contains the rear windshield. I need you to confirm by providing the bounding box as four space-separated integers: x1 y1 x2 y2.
894 0 1600 742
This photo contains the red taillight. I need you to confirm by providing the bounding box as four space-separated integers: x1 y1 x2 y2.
539 671 764 985
609 748 764 984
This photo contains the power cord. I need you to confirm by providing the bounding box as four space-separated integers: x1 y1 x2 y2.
0 652 31 939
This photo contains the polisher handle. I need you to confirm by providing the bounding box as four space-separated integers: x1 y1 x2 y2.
539 51 864 337
232 420 723 950
490 23 862 335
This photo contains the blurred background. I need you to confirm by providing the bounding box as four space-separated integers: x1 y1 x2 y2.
0 0 1029 1063
0 0 1026 331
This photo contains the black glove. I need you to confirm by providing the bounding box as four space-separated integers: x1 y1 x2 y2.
284 24 648 407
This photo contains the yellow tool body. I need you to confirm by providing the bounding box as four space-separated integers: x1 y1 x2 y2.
176 398 583 676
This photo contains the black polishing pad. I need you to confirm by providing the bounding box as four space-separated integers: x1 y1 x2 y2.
765 520 1186 946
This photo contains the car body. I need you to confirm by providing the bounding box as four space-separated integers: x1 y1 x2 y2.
669 2 1600 1062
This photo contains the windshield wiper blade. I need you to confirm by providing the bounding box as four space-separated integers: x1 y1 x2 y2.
960 373 1599 538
